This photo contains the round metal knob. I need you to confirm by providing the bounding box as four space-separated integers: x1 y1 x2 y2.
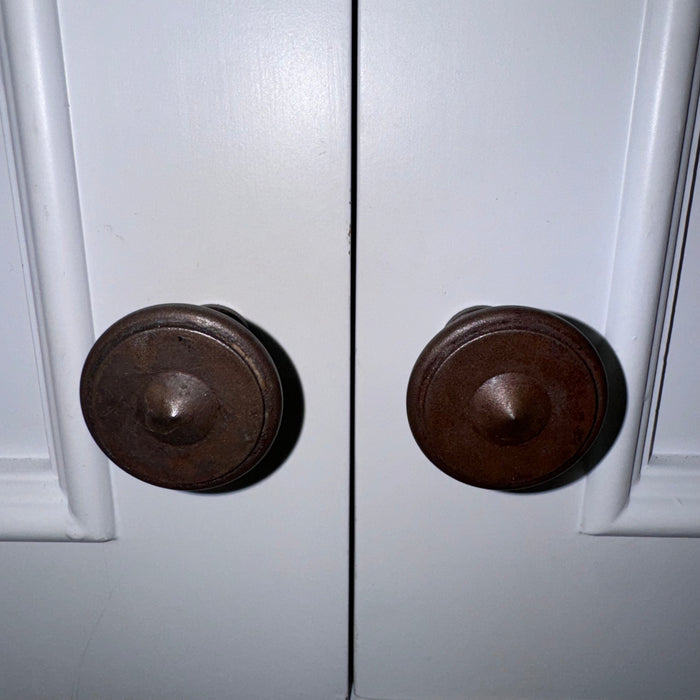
406 306 607 490
80 304 282 490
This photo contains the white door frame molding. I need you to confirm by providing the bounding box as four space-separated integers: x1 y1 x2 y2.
581 0 700 536
1 0 697 544
0 0 114 540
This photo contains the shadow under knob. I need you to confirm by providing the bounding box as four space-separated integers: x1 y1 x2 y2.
406 306 607 490
80 304 282 490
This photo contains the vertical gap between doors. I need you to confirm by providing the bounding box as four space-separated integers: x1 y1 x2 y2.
348 0 358 696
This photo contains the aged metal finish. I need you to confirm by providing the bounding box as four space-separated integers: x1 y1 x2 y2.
406 306 607 490
80 304 283 490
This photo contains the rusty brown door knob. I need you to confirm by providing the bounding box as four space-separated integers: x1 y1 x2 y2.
406 306 607 490
80 304 282 490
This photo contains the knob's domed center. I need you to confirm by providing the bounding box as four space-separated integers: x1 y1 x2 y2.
469 372 551 446
141 371 219 445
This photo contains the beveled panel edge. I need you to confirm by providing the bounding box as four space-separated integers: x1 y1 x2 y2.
0 0 114 540
580 0 700 536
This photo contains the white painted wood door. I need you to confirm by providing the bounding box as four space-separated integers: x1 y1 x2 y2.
0 2 350 699
355 2 700 699
3 2 700 700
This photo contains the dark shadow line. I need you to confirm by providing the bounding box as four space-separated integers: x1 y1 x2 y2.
647 121 700 455
348 0 358 695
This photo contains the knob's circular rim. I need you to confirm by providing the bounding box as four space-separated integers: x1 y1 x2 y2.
406 305 608 490
80 303 283 490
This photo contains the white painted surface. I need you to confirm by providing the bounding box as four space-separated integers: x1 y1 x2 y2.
0 1 113 540
0 1 350 698
4 1 700 697
356 1 700 698
655 150 700 455
580 1 700 536
0 133 45 457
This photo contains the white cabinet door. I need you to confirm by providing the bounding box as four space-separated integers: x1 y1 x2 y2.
355 2 700 699
4 3 700 699
0 2 350 699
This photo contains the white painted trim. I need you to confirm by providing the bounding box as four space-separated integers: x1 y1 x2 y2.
0 0 114 540
580 0 700 536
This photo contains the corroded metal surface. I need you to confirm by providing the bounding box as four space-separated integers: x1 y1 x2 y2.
406 306 607 490
80 304 282 490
